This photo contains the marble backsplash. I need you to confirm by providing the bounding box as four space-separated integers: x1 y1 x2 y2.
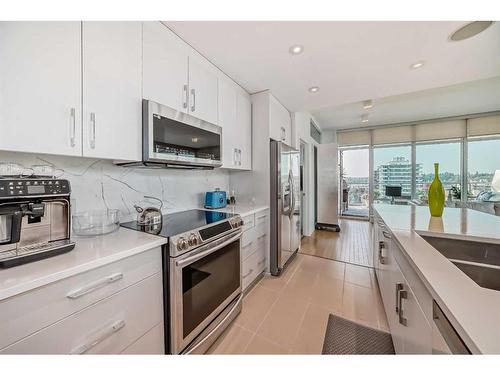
0 151 230 222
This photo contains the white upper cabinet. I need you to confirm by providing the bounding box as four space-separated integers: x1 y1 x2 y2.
219 79 238 167
237 92 252 170
142 22 189 114
218 78 251 170
269 94 291 145
0 22 82 156
188 54 218 125
82 22 142 161
143 22 218 125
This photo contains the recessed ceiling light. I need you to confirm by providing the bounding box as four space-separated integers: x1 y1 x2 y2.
361 114 369 123
450 21 494 42
410 61 426 70
191 137 199 143
308 86 319 93
289 45 304 55
363 100 373 110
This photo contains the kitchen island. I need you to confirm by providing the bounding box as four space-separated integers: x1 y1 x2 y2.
373 204 500 354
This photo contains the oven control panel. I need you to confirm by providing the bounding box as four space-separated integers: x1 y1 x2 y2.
170 214 243 256
0 179 71 198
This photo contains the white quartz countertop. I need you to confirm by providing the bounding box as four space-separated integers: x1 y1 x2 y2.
201 204 269 217
0 228 167 302
373 204 500 354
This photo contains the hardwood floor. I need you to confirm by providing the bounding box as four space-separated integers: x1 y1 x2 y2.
300 219 373 267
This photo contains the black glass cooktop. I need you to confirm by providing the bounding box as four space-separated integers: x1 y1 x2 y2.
121 209 235 238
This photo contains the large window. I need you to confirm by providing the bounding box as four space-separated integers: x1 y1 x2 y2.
373 145 412 204
416 141 461 202
467 137 500 202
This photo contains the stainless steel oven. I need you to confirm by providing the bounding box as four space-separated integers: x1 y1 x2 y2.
141 100 222 169
169 229 242 354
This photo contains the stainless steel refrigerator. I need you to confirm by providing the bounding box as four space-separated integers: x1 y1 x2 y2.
270 140 301 276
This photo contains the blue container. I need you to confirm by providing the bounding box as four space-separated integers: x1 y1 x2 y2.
204 190 227 209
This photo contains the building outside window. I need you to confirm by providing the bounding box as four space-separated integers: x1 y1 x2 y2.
467 137 500 202
415 141 461 202
373 146 413 203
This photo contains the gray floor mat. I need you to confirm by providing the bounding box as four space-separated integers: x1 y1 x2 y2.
322 314 395 354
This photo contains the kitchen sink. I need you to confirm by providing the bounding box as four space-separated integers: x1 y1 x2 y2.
451 261 500 291
420 235 500 291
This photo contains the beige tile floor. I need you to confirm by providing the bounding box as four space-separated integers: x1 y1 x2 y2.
207 253 389 354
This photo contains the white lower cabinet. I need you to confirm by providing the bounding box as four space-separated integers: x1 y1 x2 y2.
375 219 433 354
0 248 163 354
241 210 269 291
121 322 164 355
1 273 163 354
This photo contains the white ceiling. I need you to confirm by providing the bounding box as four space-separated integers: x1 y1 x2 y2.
312 76 500 130
166 21 500 128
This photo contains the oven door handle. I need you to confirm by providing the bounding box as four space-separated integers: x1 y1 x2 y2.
175 231 242 268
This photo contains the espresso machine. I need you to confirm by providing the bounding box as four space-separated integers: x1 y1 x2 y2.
0 178 75 268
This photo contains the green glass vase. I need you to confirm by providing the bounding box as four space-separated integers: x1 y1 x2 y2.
428 163 445 217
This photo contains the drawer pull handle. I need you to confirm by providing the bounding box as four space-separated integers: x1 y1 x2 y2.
257 234 266 240
71 319 126 354
257 258 266 265
256 215 267 221
382 230 391 239
378 241 386 264
242 269 254 279
66 273 123 299
242 242 253 249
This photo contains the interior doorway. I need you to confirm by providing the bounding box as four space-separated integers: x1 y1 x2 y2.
339 147 370 219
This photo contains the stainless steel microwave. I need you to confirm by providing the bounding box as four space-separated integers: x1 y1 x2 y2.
128 100 222 169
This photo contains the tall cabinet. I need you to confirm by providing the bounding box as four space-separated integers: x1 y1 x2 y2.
0 22 82 156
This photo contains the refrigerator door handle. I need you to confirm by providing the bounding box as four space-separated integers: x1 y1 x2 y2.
288 171 295 218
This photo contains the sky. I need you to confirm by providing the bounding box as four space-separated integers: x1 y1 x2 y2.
341 139 500 177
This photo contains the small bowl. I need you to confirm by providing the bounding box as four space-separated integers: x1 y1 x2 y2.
72 209 120 236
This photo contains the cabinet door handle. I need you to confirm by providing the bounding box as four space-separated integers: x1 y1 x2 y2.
233 148 237 166
71 320 126 354
378 241 386 264
396 282 408 326
183 84 188 109
382 230 391 239
242 242 253 249
90 112 96 149
66 273 123 299
242 268 254 279
190 88 196 112
238 149 242 166
257 234 266 240
70 107 76 147
395 282 403 313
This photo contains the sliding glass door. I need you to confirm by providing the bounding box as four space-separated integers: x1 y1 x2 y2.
339 147 369 218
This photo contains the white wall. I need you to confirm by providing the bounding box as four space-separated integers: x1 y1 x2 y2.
321 129 337 144
291 111 322 236
0 151 230 222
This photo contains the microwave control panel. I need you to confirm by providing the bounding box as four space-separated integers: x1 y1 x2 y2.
0 179 70 198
